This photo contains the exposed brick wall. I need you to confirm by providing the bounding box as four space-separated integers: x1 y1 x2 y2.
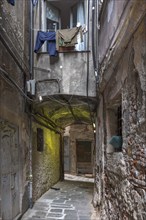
96 16 146 220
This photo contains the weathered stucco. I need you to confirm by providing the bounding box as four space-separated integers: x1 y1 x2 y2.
0 1 30 218
33 0 96 127
32 123 61 202
96 1 146 219
34 52 96 97
0 1 63 218
99 0 128 63
64 124 95 175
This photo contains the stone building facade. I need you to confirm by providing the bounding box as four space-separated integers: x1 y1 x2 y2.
0 1 61 219
32 0 97 198
63 124 95 175
0 0 97 219
0 1 30 219
94 1 146 219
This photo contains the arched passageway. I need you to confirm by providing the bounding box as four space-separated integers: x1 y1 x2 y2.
32 94 97 180
23 92 97 219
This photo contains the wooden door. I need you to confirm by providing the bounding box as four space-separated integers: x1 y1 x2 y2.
76 140 92 174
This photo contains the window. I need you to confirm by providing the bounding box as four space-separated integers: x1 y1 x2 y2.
42 0 87 51
46 2 60 31
37 128 44 152
117 105 122 136
107 103 123 153
71 1 85 28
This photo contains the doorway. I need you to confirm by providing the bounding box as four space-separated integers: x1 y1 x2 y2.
0 121 20 220
76 140 92 174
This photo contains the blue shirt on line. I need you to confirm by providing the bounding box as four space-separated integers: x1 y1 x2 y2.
34 31 58 56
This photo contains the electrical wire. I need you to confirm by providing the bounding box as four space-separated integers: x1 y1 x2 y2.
34 112 64 131
86 0 95 127
32 114 61 134
40 95 87 107
0 10 29 72
92 0 99 85
36 79 60 93
0 32 29 77
85 0 97 149
0 67 34 102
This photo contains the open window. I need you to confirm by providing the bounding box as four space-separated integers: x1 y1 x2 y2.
46 0 86 29
37 128 44 152
41 0 87 52
46 2 60 31
106 103 123 153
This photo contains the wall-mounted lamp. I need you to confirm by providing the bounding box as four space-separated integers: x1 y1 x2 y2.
39 96 43 101
93 123 96 128
95 70 97 77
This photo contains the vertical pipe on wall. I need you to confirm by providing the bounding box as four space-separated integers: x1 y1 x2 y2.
60 134 64 181
29 0 34 79
92 0 99 83
29 109 33 209
86 0 96 145
29 0 33 209
41 0 46 51
86 0 90 99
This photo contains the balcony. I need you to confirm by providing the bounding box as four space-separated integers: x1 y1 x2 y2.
32 0 97 129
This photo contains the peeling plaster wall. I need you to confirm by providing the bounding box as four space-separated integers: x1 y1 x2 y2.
0 0 30 218
34 52 95 97
99 0 128 63
32 124 60 201
96 7 146 220
33 1 96 98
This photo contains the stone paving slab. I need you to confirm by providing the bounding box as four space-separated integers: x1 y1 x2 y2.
21 175 99 220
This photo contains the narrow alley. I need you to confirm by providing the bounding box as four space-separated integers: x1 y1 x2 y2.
21 174 98 220
0 0 146 219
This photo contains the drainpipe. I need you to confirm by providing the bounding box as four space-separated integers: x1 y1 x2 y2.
29 0 34 80
28 108 33 209
86 0 95 132
28 0 34 208
92 0 99 83
41 0 46 51
60 134 64 181
86 0 90 100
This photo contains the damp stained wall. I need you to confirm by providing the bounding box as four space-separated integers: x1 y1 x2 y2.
0 0 31 218
96 1 146 219
32 123 61 201
64 124 94 175
33 0 96 98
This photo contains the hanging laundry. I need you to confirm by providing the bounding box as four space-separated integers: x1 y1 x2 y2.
7 0 15 6
34 31 57 56
56 26 83 50
32 0 38 6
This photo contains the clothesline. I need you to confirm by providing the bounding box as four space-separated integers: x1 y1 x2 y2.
34 26 84 56
7 0 38 6
32 26 87 32
33 29 54 32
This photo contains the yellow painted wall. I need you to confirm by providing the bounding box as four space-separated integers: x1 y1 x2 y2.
32 122 60 201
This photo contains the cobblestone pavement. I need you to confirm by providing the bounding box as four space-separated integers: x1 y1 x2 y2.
21 174 99 220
